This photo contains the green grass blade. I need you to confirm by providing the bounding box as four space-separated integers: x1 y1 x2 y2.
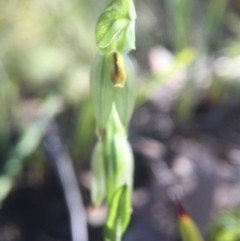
177 200 205 241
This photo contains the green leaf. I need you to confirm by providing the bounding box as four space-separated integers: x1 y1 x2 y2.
90 142 106 206
95 0 137 53
114 55 136 127
90 54 114 129
104 184 132 241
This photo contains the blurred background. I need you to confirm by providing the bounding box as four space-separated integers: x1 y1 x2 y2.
1 0 240 240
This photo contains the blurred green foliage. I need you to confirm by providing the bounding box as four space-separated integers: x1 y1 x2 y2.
208 206 240 241
0 0 106 201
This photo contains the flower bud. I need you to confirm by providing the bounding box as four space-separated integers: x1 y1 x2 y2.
90 142 105 207
104 184 132 241
103 105 134 204
112 136 134 191
95 0 136 54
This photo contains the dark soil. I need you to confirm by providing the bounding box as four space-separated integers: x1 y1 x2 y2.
1 94 240 241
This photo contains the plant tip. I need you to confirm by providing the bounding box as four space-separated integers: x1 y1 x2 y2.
176 198 189 217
